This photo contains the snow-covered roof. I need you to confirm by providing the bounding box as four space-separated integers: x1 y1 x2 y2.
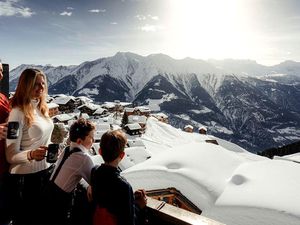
80 113 90 119
93 107 107 115
94 130 107 141
124 107 135 113
75 96 93 103
135 106 151 113
52 113 75 122
119 147 151 171
101 102 115 109
121 117 300 225
198 126 207 131
95 123 111 131
47 102 59 109
103 101 132 107
52 96 75 105
78 103 99 111
125 123 142 130
128 115 147 124
184 125 194 129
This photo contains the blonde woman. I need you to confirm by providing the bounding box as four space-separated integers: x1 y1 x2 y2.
6 68 54 225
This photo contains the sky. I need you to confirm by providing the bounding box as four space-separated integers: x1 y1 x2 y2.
1 0 300 69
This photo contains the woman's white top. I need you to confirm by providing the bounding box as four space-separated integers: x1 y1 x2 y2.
52 142 94 193
6 100 54 174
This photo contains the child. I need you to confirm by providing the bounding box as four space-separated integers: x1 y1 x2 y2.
42 118 95 225
92 130 147 225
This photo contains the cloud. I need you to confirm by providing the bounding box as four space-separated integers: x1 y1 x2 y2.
140 24 163 32
148 15 159 20
67 7 74 10
89 9 106 13
136 14 159 21
110 22 118 25
0 0 34 17
136 14 146 20
60 11 72 16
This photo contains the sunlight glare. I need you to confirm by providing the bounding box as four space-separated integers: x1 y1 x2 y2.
165 0 258 60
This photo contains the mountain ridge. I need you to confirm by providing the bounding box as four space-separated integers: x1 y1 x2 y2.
9 52 300 152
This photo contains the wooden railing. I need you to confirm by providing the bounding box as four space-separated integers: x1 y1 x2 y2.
146 198 225 225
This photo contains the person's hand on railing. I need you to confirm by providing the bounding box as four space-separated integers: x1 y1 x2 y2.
134 189 147 209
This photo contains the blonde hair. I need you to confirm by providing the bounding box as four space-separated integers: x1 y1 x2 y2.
11 68 49 126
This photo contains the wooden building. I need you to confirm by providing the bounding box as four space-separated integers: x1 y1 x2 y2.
47 102 59 117
183 125 194 133
146 187 202 215
124 123 142 135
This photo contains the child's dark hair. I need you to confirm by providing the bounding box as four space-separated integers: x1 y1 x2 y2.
69 118 95 142
100 130 127 162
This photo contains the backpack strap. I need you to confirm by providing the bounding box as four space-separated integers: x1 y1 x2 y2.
51 146 82 182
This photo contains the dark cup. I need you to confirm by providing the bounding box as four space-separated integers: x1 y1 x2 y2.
46 143 59 163
7 121 20 139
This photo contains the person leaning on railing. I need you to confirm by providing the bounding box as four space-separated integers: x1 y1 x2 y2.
91 130 147 225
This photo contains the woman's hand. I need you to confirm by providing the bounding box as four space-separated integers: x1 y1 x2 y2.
29 146 47 161
0 123 8 140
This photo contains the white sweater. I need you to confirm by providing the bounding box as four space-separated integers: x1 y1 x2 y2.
6 100 54 174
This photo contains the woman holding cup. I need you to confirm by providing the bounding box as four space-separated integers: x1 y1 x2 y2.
6 68 54 225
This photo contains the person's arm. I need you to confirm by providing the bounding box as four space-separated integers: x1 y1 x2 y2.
118 180 136 225
80 155 95 185
6 108 46 163
5 108 28 163
77 155 94 190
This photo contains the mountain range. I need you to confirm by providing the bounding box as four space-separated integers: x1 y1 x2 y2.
9 52 300 152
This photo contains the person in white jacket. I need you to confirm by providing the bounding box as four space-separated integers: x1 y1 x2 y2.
6 68 54 225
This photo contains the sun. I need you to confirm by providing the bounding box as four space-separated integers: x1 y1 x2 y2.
164 0 258 60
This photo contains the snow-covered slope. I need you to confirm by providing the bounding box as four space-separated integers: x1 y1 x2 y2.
123 118 300 225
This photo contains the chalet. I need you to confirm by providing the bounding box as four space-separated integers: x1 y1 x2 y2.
102 101 132 113
47 102 59 117
101 102 116 112
183 125 194 133
93 107 108 117
124 107 135 116
75 96 93 106
128 115 147 129
52 96 76 113
52 114 75 125
152 113 168 123
124 123 142 136
94 123 111 142
198 126 207 135
135 106 151 117
77 103 99 116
